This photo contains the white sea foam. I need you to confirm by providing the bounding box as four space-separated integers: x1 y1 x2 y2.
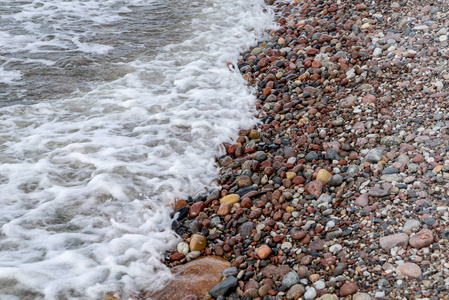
0 0 274 298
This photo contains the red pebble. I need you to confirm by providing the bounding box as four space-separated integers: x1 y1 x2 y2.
189 201 204 218
170 252 185 261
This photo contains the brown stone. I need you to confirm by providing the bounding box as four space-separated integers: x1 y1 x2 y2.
305 180 324 198
170 252 185 262
292 230 307 240
217 203 232 216
292 176 306 185
355 194 369 207
339 282 359 296
189 201 205 218
180 295 198 300
173 198 187 210
309 239 325 251
147 256 230 299
273 235 284 243
190 234 207 251
409 229 434 249
256 245 272 259
237 175 252 188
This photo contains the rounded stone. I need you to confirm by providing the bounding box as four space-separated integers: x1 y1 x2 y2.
316 169 332 183
286 284 305 300
256 244 272 259
339 282 358 296
353 292 371 300
282 271 300 288
220 194 240 204
177 242 190 255
304 287 317 300
396 263 422 278
409 229 434 249
190 234 207 251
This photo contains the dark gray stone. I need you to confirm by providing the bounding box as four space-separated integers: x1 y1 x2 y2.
382 167 399 175
305 151 319 162
209 276 238 298
239 221 256 238
325 149 342 161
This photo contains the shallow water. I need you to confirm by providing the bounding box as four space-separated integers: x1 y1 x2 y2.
0 0 274 298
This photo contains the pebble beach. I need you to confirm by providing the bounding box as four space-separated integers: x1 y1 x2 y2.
160 0 449 299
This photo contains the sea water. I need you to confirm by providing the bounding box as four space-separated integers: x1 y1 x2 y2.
0 0 274 298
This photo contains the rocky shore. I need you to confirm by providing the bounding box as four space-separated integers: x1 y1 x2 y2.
156 0 449 299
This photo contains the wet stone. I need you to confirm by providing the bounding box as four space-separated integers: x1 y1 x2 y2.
209 276 238 298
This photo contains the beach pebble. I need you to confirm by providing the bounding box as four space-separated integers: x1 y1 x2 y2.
380 233 409 250
339 282 359 296
409 229 434 249
396 263 422 278
256 245 272 259
282 271 300 288
304 287 317 300
190 234 207 251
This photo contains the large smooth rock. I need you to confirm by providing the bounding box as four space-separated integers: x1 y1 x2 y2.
379 233 409 250
409 229 434 249
396 263 422 278
220 194 240 204
147 256 230 299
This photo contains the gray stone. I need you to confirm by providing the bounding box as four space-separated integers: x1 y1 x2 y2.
239 221 256 238
328 174 343 186
363 147 385 163
325 149 342 161
346 165 359 176
209 276 238 297
381 136 402 146
305 151 319 162
304 287 317 300
368 186 389 197
382 168 399 175
334 262 348 275
380 174 402 182
222 267 239 277
403 219 420 232
282 271 300 289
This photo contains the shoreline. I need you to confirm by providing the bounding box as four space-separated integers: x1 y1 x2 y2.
159 0 449 299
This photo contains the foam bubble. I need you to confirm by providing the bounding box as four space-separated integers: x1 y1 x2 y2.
0 0 274 298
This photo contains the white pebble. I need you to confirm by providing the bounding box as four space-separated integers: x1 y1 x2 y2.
329 244 342 254
304 287 317 300
373 48 383 56
177 242 190 255
313 280 325 290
